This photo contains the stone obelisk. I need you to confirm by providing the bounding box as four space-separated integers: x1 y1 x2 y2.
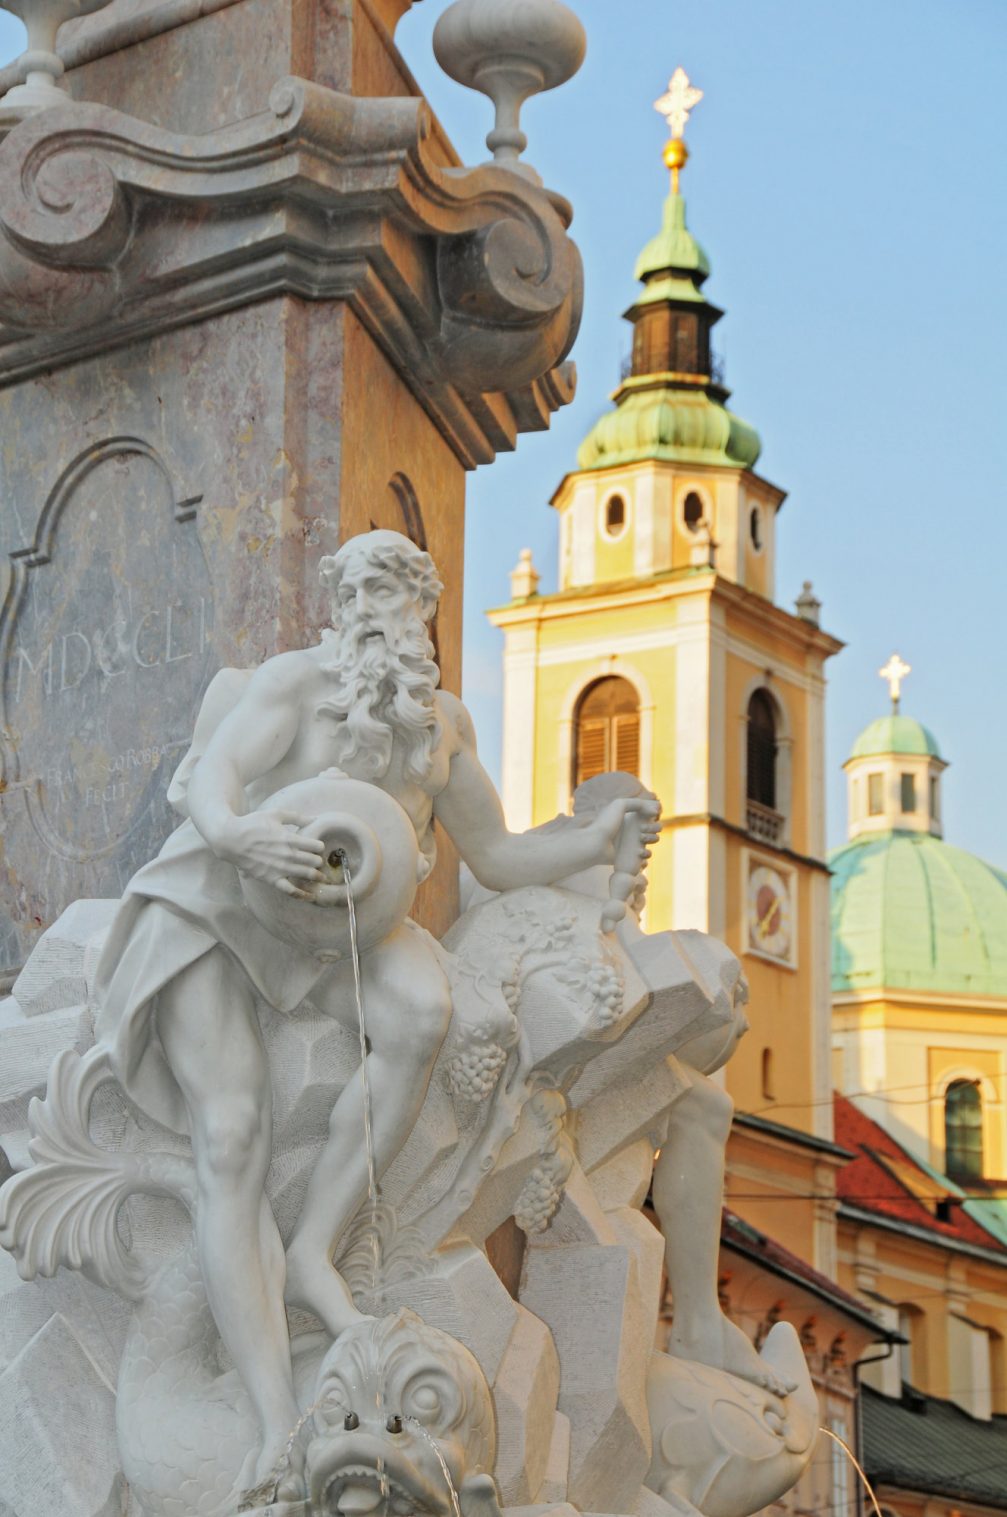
0 0 585 959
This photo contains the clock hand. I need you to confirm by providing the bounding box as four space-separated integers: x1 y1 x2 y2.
756 899 781 940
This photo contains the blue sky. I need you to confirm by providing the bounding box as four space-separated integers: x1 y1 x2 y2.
1 3 1004 861
396 0 1007 862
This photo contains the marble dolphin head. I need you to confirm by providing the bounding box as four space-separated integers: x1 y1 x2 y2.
304 1309 499 1517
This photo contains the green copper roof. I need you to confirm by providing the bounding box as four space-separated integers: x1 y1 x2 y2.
633 272 707 310
830 831 1007 997
578 385 761 471
574 188 762 472
964 1195 1007 1246
902 1147 1007 1247
634 192 710 282
849 714 943 761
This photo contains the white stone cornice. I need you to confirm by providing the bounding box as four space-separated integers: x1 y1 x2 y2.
0 78 582 465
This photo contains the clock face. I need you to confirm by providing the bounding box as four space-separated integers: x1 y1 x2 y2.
747 863 793 962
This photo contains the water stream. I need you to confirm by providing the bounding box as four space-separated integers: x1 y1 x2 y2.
403 1416 464 1517
338 849 389 1506
818 1426 884 1517
259 1391 328 1508
338 851 380 1224
249 851 388 1512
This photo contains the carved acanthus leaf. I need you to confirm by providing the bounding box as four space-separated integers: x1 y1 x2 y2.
0 1047 194 1299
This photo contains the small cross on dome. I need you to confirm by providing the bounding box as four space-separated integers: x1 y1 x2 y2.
654 68 703 140
653 68 703 193
879 652 911 712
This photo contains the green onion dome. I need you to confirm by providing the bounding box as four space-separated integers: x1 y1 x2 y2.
578 187 761 472
577 385 761 471
830 831 1007 997
848 714 943 761
634 192 710 282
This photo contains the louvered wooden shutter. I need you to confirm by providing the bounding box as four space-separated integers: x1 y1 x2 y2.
613 713 640 777
576 719 609 786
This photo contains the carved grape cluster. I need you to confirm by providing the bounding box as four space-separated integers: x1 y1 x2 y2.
446 1040 509 1103
585 961 624 1026
514 1163 564 1235
500 975 521 1013
555 954 625 1028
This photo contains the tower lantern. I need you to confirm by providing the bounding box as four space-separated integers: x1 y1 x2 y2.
844 659 947 840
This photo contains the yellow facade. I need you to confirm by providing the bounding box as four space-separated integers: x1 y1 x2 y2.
834 996 1007 1184
838 1208 1007 1417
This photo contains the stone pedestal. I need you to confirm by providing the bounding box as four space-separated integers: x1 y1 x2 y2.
0 0 583 970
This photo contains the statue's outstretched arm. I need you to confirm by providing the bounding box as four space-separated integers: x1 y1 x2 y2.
434 693 659 891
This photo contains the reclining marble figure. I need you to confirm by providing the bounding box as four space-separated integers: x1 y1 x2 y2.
0 529 819 1517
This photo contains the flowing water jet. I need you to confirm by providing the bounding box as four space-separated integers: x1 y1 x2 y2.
336 849 382 1289
403 1415 463 1517
337 850 388 1505
818 1426 884 1517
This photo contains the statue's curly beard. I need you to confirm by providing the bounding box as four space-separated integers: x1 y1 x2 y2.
317 608 440 785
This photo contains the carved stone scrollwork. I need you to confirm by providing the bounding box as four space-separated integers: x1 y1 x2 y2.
437 206 583 393
0 78 583 462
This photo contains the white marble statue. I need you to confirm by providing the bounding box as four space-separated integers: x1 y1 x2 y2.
0 530 819 1517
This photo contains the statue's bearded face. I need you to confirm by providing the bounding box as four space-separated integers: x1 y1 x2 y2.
317 537 443 785
334 560 427 655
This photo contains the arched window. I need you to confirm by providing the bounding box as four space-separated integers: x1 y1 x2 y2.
683 491 705 532
387 472 439 666
746 690 777 810
574 677 640 788
749 506 763 551
603 494 628 537
387 471 427 549
945 1079 983 1184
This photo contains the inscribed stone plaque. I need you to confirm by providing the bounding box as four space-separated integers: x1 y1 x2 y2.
0 439 214 974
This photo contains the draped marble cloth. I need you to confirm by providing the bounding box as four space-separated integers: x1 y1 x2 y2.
94 819 339 1135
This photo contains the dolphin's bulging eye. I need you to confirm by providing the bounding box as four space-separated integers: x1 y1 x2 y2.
313 1379 352 1428
402 1372 459 1429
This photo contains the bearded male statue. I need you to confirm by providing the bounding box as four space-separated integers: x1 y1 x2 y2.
90 528 658 1499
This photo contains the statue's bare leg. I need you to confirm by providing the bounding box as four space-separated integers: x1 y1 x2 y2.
285 924 452 1336
158 949 304 1496
652 1073 794 1398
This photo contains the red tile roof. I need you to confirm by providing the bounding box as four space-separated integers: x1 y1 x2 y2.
721 1208 893 1332
834 1093 1007 1251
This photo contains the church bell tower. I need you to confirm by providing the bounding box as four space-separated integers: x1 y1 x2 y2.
489 73 845 1262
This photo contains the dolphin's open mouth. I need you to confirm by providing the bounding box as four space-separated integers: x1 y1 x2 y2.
307 1433 448 1517
321 1463 429 1516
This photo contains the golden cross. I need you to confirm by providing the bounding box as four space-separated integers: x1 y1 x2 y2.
654 67 703 141
879 652 911 711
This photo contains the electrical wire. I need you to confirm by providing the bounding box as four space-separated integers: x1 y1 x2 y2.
743 1067 1007 1121
725 1190 1007 1202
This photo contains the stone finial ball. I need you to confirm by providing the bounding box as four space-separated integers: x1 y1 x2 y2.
240 770 419 959
433 0 587 93
1 0 113 51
